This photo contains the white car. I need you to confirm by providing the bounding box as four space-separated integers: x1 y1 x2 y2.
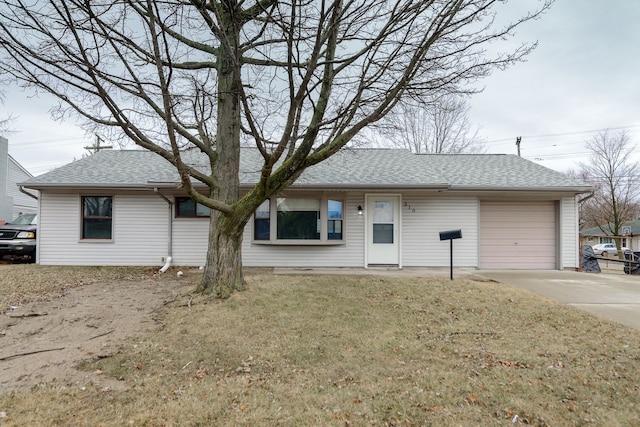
592 243 631 257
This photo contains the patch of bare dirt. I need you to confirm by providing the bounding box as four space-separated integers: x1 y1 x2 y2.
0 274 191 394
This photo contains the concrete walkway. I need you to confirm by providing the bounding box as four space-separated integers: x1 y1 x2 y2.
272 267 640 329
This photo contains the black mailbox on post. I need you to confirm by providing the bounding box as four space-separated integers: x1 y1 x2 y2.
439 229 462 241
439 229 462 280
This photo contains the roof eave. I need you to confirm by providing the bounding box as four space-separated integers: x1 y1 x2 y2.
20 182 155 191
450 185 593 193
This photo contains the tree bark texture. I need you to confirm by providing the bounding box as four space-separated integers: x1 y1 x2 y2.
198 210 246 298
198 8 245 297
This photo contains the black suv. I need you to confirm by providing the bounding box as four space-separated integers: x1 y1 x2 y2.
0 213 37 262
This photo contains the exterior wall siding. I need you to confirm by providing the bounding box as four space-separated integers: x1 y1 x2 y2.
0 136 10 222
36 190 579 270
38 193 168 266
8 158 37 219
561 196 579 269
172 217 209 266
401 195 479 267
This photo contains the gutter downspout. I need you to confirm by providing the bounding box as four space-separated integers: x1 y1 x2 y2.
578 191 594 204
19 186 38 201
154 188 173 273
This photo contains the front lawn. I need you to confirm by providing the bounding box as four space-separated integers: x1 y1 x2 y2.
1 268 639 426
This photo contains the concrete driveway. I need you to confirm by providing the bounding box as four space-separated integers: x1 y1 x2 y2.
475 269 640 329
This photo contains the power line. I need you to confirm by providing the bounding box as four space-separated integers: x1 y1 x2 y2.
7 136 87 146
486 124 640 146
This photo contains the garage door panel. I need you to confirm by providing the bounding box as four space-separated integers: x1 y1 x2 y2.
480 201 556 269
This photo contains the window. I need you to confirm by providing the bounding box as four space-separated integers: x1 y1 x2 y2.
253 197 344 243
327 199 343 240
277 198 320 240
372 200 394 243
176 197 211 217
254 199 270 240
82 196 113 239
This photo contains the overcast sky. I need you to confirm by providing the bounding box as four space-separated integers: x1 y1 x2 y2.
1 0 639 176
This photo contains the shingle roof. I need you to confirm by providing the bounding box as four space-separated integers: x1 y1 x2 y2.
21 148 591 192
581 220 640 236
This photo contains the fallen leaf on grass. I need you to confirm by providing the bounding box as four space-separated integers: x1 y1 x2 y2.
465 393 486 406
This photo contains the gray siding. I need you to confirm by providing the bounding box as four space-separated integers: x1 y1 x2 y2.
8 158 37 219
35 190 579 270
0 137 11 221
172 217 209 266
401 195 479 267
38 193 168 266
560 196 579 269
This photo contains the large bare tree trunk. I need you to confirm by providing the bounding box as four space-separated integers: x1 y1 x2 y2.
0 0 554 299
197 11 245 298
198 210 246 298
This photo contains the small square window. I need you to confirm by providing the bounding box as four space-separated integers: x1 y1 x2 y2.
82 196 113 239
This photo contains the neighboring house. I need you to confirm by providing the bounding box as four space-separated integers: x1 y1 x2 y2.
0 136 37 223
580 221 640 252
20 148 591 269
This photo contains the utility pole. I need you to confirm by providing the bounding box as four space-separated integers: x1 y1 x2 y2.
84 135 112 153
516 136 521 157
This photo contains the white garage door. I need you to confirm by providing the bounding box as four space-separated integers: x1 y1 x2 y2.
480 201 557 269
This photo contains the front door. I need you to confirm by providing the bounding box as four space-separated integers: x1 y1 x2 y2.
366 195 400 265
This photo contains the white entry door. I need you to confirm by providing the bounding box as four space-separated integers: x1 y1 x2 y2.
367 195 400 265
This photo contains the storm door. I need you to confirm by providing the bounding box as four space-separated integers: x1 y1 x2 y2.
366 195 400 265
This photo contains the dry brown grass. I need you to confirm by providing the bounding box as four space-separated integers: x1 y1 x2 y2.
1 267 640 426
0 264 157 312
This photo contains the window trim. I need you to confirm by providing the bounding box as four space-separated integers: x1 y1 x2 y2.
80 195 114 241
252 195 346 245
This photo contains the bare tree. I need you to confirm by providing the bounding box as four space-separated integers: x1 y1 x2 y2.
0 0 552 297
376 96 486 154
577 130 640 258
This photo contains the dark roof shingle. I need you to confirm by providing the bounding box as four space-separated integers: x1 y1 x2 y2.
21 148 591 192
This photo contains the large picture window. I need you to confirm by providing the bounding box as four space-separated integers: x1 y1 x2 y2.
82 196 113 239
176 197 211 217
277 198 320 240
253 197 344 243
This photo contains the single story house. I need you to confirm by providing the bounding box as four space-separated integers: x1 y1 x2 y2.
0 136 37 222
580 221 640 252
21 148 592 270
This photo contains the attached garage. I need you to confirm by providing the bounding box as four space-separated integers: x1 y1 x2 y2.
21 149 590 269
479 201 557 269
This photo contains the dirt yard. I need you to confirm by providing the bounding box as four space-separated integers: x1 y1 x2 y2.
0 267 192 393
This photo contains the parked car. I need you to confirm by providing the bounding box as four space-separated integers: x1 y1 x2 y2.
0 213 37 262
592 243 631 257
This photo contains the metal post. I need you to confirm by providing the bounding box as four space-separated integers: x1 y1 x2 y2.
449 239 453 280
